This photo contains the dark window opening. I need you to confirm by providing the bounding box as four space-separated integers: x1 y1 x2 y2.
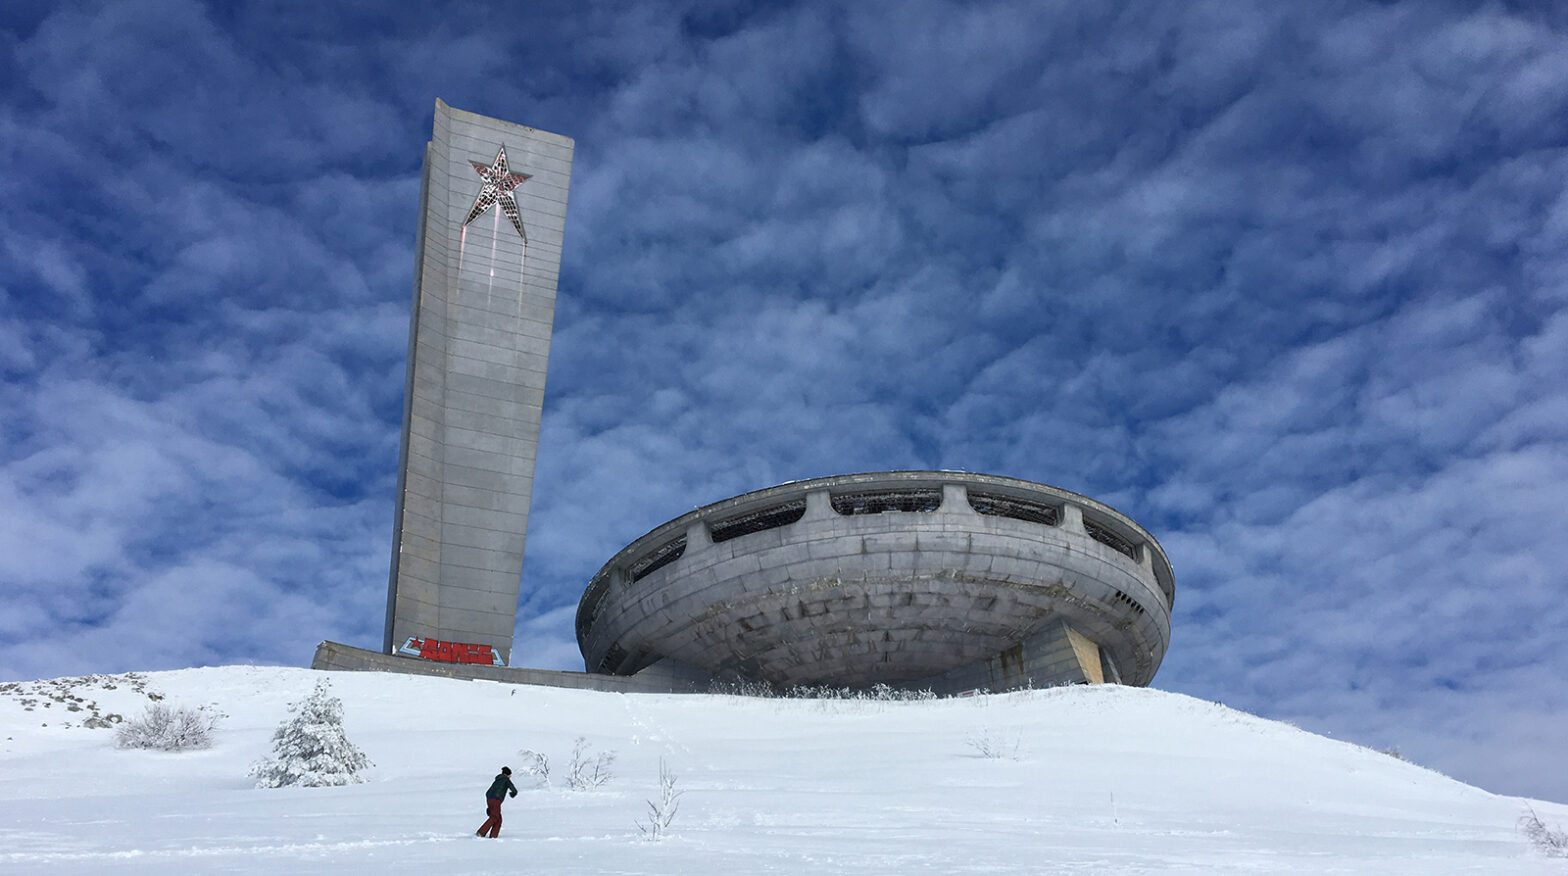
576 579 608 640
1110 589 1146 616
1085 519 1136 559
596 642 629 674
710 500 807 543
629 536 686 582
830 488 941 515
968 492 1060 525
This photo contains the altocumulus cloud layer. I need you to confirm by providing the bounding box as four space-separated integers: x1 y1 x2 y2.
3 1 1566 800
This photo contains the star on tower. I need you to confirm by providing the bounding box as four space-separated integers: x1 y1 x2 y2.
462 146 531 242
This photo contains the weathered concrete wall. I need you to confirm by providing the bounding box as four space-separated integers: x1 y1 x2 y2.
577 472 1174 691
313 638 1106 697
913 620 1081 693
314 641 702 693
385 101 573 665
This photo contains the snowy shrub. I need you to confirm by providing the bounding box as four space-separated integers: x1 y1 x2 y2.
249 680 373 788
567 736 616 790
638 759 684 841
784 683 935 702
966 727 1021 759
1521 807 1568 857
115 703 218 751
515 748 550 787
869 682 935 702
707 679 936 702
707 679 777 698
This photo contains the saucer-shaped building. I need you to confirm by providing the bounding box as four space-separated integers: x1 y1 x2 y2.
576 471 1173 693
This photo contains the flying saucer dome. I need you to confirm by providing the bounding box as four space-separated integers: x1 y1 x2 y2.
576 471 1173 693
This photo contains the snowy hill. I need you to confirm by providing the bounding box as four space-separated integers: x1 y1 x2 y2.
0 666 1562 874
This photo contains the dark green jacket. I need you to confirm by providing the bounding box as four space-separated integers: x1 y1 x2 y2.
486 773 518 799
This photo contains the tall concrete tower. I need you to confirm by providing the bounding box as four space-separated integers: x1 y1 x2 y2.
384 100 574 665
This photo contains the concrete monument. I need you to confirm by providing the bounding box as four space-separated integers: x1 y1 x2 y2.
382 100 574 666
319 107 1180 697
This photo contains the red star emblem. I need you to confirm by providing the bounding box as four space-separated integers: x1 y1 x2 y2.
462 146 531 241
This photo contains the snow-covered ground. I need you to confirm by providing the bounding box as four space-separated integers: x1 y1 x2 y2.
0 666 1562 874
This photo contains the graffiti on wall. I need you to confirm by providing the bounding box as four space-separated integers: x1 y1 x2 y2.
398 636 504 666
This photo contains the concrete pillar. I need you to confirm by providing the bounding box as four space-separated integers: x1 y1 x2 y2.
804 489 834 520
942 483 973 514
685 520 713 551
1017 620 1091 686
1063 625 1105 684
1062 503 1086 534
1100 650 1124 685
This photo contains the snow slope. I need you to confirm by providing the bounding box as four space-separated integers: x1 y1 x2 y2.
0 666 1561 874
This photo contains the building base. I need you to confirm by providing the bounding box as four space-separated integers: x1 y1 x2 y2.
312 629 1114 696
310 641 705 693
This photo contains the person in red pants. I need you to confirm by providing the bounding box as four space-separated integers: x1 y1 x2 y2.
476 766 518 838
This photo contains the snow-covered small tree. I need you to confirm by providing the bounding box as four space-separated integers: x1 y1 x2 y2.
249 680 372 788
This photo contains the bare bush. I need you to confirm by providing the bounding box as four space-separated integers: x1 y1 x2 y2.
115 703 218 751
707 679 777 698
785 682 936 701
1521 806 1568 857
567 736 616 790
638 758 684 841
966 727 1021 759
707 679 937 701
515 748 550 787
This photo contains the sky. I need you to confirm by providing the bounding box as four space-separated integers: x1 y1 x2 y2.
2 0 1566 802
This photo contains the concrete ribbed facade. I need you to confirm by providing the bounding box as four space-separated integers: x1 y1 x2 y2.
383 101 574 665
577 471 1174 693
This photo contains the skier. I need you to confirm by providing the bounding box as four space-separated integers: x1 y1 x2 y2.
476 766 518 838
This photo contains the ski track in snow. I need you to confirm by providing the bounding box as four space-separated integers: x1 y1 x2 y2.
0 665 1563 874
